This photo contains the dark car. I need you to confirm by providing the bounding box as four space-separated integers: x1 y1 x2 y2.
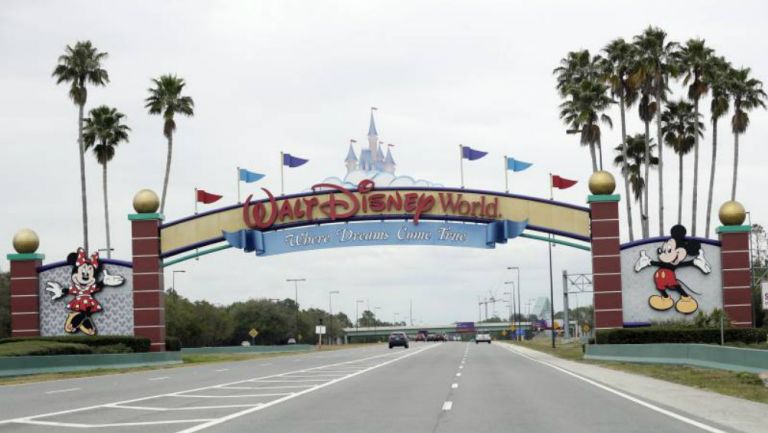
388 332 409 349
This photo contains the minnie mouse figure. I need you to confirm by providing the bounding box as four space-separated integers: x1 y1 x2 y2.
45 248 125 335
634 225 711 314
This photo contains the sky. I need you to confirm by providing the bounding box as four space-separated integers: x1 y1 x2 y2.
2 0 767 325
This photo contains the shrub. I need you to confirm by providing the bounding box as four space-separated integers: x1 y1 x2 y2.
0 336 150 353
0 341 93 357
165 337 182 352
595 328 767 345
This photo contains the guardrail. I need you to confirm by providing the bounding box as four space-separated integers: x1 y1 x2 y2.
0 352 182 377
180 344 315 354
584 343 768 373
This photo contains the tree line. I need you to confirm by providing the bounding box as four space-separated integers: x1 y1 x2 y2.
53 41 193 254
164 289 355 347
555 26 766 240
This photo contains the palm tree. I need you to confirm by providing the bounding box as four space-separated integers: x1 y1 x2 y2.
703 57 732 237
52 41 110 251
83 106 130 259
145 75 195 214
555 51 614 172
613 134 658 219
727 67 766 200
661 101 703 224
633 27 677 235
673 39 714 235
602 38 639 240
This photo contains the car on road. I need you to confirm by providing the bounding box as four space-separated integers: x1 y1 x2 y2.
388 332 409 349
475 333 492 344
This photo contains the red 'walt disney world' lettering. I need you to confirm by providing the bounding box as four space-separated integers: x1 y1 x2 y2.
242 180 499 230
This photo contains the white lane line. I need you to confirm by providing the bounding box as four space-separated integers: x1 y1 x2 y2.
174 393 292 398
148 376 169 381
459 366 463 369
499 345 729 433
215 369 229 372
174 345 440 433
16 419 215 428
45 388 80 395
442 401 453 411
259 363 272 366
451 383 458 389
221 385 312 390
0 346 432 428
107 404 260 412
455 373 461 377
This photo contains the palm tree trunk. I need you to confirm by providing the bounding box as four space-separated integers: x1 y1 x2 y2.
678 153 683 224
691 98 700 235
731 131 739 201
78 103 89 251
102 163 111 259
161 132 173 214
705 119 718 237
643 120 651 238
588 141 598 173
619 93 634 241
656 89 664 236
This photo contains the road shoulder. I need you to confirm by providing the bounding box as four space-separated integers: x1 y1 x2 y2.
504 344 767 433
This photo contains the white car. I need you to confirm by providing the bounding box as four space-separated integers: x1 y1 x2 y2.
475 333 492 344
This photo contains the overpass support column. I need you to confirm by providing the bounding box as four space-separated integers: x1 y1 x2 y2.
129 190 166 352
588 172 623 331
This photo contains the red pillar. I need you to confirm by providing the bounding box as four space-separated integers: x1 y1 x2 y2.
717 225 753 327
7 254 44 337
588 194 624 330
130 213 166 351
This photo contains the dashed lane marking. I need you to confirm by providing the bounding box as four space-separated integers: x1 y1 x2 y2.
442 401 453 411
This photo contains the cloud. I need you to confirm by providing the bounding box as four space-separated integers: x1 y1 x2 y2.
311 170 444 191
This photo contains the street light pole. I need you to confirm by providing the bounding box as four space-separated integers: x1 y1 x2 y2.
374 306 381 336
171 270 186 293
286 278 306 341
507 267 521 341
329 290 339 345
355 299 364 343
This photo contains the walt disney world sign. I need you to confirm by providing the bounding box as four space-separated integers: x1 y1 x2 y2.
159 180 592 258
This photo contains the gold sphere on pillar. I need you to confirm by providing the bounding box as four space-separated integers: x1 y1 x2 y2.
718 200 746 226
588 171 616 195
133 189 160 214
13 228 39 254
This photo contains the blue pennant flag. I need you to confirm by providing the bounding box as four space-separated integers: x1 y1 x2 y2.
506 157 533 172
239 168 265 183
461 146 488 161
283 153 309 168
485 219 528 246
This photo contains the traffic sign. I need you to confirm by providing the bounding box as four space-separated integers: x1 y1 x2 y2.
249 328 258 338
315 325 327 335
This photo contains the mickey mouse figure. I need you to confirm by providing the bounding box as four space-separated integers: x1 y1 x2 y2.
45 248 125 335
634 225 711 314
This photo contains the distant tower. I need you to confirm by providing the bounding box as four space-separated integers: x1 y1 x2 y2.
384 145 396 174
345 140 358 174
375 141 385 171
368 109 379 166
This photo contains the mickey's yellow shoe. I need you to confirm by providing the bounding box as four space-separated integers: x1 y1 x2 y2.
675 296 698 314
649 295 674 311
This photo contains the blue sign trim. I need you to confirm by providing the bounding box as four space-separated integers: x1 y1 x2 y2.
223 220 527 257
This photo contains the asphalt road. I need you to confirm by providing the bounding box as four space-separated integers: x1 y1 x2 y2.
0 343 744 433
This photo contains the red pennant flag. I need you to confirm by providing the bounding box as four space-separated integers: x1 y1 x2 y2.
552 175 577 190
196 189 223 204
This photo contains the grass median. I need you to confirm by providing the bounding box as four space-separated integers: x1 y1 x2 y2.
508 338 768 404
